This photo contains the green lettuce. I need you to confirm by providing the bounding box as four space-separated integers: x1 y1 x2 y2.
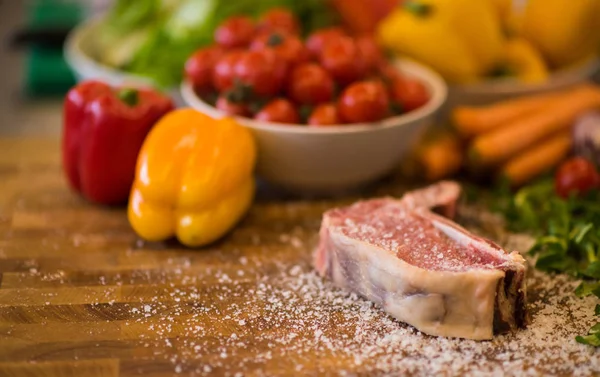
93 0 338 88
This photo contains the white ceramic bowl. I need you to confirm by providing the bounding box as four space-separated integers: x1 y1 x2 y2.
446 58 600 109
64 17 185 106
181 59 447 194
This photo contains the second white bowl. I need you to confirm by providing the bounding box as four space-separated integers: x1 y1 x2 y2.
447 58 600 108
64 17 185 106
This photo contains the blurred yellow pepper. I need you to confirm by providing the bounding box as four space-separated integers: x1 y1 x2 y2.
521 0 600 69
503 38 549 83
377 0 505 83
128 108 256 247
488 0 521 36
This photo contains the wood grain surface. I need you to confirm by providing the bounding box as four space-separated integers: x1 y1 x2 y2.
0 138 598 377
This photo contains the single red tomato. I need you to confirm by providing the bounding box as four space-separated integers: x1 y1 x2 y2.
378 62 403 83
215 94 250 117
287 63 335 105
554 157 600 198
234 49 286 97
250 32 309 67
320 36 366 85
258 8 300 35
390 77 430 112
184 45 225 92
212 50 244 92
355 35 384 73
337 81 389 123
305 27 347 58
308 104 341 126
214 16 256 48
255 99 300 124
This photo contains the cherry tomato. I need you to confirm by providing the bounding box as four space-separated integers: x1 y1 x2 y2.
214 16 256 48
287 63 335 105
258 8 300 35
337 81 390 123
308 104 341 126
554 157 600 198
378 62 403 83
355 35 384 73
305 27 347 58
212 50 244 92
215 94 250 117
390 77 430 112
255 99 300 124
234 49 286 97
184 45 225 92
250 32 309 67
320 36 366 85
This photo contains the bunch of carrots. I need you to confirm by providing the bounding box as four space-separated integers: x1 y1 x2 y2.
416 83 600 186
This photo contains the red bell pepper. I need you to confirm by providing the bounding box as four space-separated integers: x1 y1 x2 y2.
62 80 174 205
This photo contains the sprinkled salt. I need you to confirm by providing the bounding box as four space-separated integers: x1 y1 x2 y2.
95 222 598 376
290 236 304 248
289 265 302 276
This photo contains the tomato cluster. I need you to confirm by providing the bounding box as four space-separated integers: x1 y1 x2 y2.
184 8 431 126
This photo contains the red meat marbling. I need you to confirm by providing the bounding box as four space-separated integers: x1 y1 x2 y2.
314 181 528 340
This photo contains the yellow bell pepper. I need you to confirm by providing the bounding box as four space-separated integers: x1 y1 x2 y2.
502 38 549 83
128 108 256 247
521 0 600 69
377 0 505 83
488 0 522 36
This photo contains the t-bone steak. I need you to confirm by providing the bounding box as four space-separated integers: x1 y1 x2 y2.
314 181 528 340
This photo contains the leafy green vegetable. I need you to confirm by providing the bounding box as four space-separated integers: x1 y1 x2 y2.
575 281 600 297
493 178 600 346
93 0 339 88
576 333 600 346
576 321 600 346
105 0 163 31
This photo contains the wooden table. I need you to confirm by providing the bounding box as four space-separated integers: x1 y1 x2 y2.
0 138 598 377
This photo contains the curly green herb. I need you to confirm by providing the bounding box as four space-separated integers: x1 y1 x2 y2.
494 179 600 346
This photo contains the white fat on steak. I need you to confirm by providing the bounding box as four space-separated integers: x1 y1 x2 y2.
314 181 527 340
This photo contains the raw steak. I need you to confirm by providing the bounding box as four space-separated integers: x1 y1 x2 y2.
314 181 527 340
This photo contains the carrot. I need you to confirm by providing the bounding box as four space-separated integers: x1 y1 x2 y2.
417 134 464 181
452 84 590 138
469 84 600 167
500 131 572 187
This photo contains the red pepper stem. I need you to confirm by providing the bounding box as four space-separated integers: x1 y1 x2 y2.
118 88 139 107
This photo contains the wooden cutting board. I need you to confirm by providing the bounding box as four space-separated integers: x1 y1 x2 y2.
0 138 598 377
